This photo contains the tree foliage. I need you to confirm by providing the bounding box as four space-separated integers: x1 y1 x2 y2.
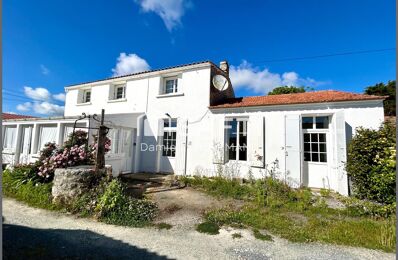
346 123 396 204
268 86 312 95
365 80 396 116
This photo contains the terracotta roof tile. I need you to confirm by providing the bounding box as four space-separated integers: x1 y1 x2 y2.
3 113 37 120
210 90 386 109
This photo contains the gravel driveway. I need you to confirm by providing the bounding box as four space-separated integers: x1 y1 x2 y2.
3 198 394 260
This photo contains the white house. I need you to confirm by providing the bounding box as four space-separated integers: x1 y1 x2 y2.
2 60 385 195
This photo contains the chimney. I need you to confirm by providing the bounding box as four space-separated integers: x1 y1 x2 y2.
219 60 229 75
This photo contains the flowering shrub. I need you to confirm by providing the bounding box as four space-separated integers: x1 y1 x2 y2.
36 130 111 180
347 122 396 204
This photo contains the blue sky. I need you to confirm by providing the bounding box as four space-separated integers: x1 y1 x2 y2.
3 0 395 116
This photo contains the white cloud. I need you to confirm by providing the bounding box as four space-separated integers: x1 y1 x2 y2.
136 0 190 31
40 64 50 75
230 60 325 94
24 86 51 101
53 93 66 102
16 86 65 116
16 102 32 112
33 102 64 116
112 53 151 76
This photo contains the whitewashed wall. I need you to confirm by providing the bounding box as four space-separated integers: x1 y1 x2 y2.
185 100 384 195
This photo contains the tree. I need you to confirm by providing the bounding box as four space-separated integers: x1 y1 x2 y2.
268 86 312 95
365 80 396 116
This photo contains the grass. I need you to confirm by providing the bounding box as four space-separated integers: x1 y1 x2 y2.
2 170 60 210
183 176 396 252
232 232 242 239
155 223 173 230
253 229 273 241
196 221 220 235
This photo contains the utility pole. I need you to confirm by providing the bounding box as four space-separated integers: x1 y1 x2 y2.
95 109 106 171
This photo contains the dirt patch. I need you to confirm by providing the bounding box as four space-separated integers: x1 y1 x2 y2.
149 187 243 229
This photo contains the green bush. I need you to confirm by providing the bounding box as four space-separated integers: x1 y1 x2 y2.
96 179 158 227
347 123 396 204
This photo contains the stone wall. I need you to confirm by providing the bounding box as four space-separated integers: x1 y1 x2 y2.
52 166 99 205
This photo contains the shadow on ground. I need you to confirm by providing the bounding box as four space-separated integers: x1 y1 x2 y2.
3 224 171 259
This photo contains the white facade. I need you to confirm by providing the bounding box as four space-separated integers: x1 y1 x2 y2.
2 61 385 195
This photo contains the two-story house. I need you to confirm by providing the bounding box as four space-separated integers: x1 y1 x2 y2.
2 60 385 195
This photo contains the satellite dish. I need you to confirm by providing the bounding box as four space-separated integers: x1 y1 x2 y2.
212 74 229 91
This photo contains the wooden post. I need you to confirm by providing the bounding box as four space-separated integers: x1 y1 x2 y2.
95 109 106 171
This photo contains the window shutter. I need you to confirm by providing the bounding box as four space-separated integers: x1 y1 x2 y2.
175 118 187 175
212 115 225 164
284 114 301 187
334 110 348 195
248 115 265 167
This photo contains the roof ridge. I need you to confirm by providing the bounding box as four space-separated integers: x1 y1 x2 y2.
67 60 216 87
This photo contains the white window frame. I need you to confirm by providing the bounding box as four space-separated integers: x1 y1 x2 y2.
163 77 178 94
162 119 177 157
225 117 248 162
3 126 17 152
302 116 330 164
78 89 91 104
111 84 126 100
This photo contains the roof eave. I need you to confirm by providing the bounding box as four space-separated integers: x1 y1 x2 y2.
65 61 215 90
209 98 386 110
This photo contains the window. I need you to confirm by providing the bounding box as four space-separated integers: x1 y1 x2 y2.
226 118 247 161
164 77 178 94
108 129 120 154
3 126 17 150
302 116 329 129
37 125 57 151
83 90 91 103
162 119 177 157
112 84 126 100
302 116 328 163
303 133 327 162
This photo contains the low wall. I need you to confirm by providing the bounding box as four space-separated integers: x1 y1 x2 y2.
52 165 99 205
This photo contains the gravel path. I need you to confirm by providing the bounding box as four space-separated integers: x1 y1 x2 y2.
3 198 394 260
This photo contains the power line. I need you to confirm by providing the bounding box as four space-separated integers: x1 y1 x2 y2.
251 48 395 64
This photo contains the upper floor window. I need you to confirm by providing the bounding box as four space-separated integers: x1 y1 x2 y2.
83 89 91 103
226 118 248 161
110 84 126 100
163 77 178 94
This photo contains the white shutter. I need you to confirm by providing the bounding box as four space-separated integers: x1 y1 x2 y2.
212 115 225 164
334 110 349 195
285 114 301 187
248 115 265 167
175 118 187 175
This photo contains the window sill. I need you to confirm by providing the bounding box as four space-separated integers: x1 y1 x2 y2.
156 93 184 98
77 102 92 106
107 98 127 103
